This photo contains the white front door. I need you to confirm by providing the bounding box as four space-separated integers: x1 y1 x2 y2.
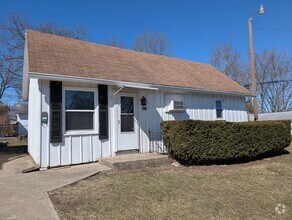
117 93 139 151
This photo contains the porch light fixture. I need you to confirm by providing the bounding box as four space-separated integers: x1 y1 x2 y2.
141 96 147 106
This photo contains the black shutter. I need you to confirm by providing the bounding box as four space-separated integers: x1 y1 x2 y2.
50 81 62 143
98 84 108 139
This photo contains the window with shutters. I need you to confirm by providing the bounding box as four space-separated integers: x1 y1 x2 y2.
64 89 96 131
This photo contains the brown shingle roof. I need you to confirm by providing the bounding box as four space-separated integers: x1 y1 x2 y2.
26 29 251 95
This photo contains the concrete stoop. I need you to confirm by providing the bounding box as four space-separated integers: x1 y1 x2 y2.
99 153 170 170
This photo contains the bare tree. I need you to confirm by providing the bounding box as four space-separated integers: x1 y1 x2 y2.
210 43 250 86
0 12 28 99
37 22 87 40
132 31 172 56
210 43 292 113
255 49 292 112
0 11 88 102
104 36 125 48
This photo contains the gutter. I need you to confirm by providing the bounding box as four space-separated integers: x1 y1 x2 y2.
27 71 253 97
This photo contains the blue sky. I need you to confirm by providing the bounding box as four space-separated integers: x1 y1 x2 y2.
1 0 292 105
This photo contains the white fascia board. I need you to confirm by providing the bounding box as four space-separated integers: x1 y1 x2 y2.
22 36 29 101
28 72 159 91
27 71 253 97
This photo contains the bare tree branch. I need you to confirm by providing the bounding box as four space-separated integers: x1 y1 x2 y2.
210 43 250 86
0 11 88 103
210 43 292 113
132 31 172 56
104 36 125 48
255 49 292 112
36 22 87 40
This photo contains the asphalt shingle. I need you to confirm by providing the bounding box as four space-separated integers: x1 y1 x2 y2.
26 29 251 95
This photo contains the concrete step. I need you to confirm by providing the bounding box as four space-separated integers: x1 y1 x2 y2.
99 153 170 170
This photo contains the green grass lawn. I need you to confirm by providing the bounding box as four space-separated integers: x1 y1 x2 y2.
49 143 292 220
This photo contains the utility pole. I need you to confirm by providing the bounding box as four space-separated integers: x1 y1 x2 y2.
248 4 264 121
248 18 259 121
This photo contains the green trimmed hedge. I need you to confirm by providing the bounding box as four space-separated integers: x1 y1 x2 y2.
161 120 291 165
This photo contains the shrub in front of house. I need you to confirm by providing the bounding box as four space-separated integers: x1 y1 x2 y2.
161 120 291 165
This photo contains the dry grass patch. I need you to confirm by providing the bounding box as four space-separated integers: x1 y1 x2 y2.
49 144 292 220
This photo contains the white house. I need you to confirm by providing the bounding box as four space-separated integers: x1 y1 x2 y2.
22 30 251 169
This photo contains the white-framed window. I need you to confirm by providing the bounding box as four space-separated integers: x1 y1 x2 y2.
63 87 96 132
173 101 186 111
215 100 223 119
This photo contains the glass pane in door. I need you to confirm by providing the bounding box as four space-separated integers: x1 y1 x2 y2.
121 96 134 132
121 96 134 113
121 115 134 132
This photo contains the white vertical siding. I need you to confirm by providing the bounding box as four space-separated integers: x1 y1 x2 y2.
145 90 247 123
144 90 248 153
38 80 111 168
47 134 101 167
33 79 248 168
28 78 41 166
40 80 50 168
137 89 149 153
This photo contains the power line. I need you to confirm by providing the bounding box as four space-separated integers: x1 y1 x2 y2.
255 27 292 32
244 79 292 88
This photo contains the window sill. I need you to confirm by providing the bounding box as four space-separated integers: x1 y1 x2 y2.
63 131 99 136
166 110 186 113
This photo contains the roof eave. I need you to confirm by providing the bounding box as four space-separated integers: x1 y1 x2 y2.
27 71 253 97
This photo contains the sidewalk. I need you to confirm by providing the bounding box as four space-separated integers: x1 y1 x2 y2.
0 154 111 220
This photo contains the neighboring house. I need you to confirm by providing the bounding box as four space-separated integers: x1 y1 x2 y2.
22 30 251 169
15 103 28 136
249 111 292 134
0 102 10 125
0 103 18 137
9 113 18 125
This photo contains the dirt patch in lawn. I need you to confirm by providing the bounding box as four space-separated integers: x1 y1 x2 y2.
190 149 290 171
49 144 292 220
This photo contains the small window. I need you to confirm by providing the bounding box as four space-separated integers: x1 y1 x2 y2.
65 90 95 131
216 100 223 119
